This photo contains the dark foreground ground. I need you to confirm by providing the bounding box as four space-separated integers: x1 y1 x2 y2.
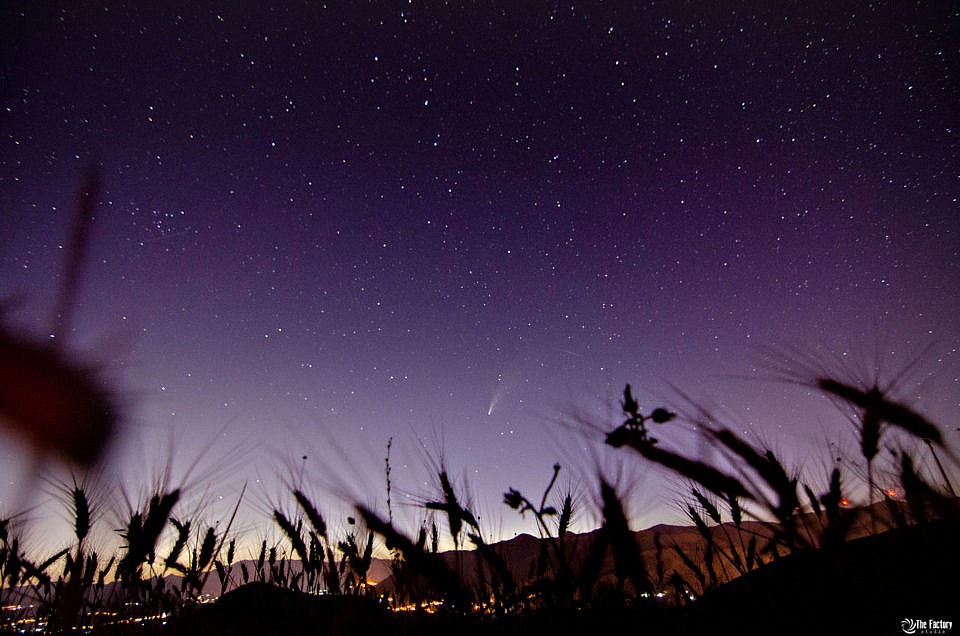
92 519 958 636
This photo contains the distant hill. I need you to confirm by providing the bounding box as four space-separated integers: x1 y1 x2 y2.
372 519 775 598
372 499 949 601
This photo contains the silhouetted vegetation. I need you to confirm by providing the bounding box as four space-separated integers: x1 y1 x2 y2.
1 364 957 634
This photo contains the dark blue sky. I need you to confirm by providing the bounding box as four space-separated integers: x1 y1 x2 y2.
2 2 958 546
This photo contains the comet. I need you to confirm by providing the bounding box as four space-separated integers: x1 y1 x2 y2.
486 377 510 416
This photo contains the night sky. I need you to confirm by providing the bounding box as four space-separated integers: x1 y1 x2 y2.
2 3 959 545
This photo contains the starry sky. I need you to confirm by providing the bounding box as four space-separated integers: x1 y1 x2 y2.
1 3 959 545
